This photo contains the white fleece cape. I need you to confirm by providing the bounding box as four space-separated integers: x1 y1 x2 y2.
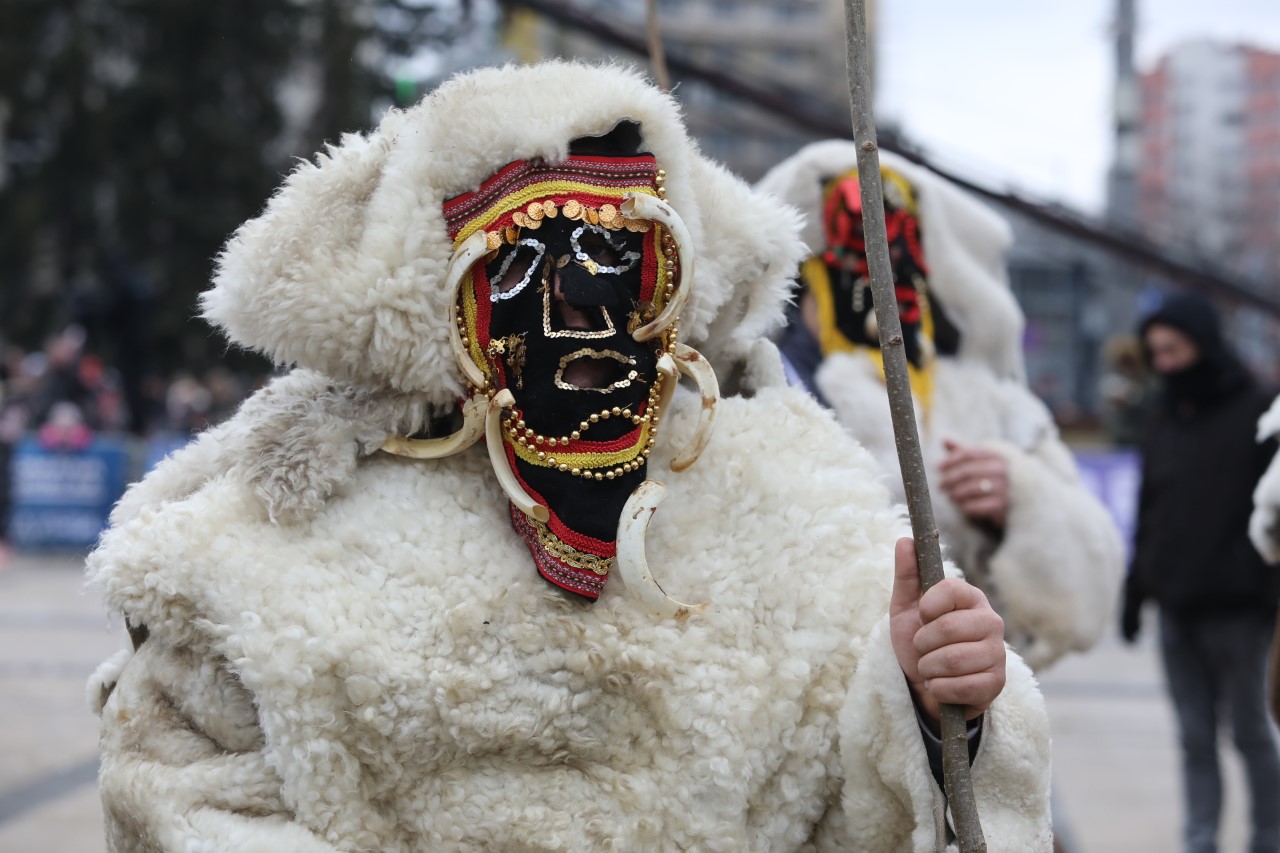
86 63 1051 852
88 380 1050 852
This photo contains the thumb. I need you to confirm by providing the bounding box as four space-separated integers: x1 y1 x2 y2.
942 438 959 452
890 537 922 618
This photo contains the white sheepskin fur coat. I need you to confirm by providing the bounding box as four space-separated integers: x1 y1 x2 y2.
758 141 1124 672
87 64 1051 852
1250 395 1280 562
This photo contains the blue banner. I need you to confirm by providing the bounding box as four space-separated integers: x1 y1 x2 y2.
9 437 131 550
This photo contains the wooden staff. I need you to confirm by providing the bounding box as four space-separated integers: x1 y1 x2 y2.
841 1 986 850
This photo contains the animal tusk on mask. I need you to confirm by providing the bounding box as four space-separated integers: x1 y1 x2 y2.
655 353 678 415
621 193 693 341
668 343 718 473
381 393 487 459
615 479 709 618
486 389 549 523
446 229 494 389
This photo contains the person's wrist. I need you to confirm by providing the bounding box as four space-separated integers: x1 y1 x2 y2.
907 677 941 735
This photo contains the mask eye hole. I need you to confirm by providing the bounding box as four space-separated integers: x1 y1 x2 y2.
571 224 641 275
487 238 545 301
577 231 619 266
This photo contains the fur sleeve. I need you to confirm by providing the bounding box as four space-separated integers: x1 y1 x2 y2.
95 638 342 852
1250 395 1280 563
984 430 1124 671
837 618 1052 852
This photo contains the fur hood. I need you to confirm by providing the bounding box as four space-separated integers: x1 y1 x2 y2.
205 61 804 404
756 141 1024 381
187 61 806 525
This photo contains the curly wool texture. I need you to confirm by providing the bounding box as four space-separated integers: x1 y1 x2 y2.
204 61 802 404
756 140 1026 382
1250 394 1280 563
89 387 1051 852
815 355 1124 671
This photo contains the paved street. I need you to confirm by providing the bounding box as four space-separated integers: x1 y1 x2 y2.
0 552 1261 852
0 553 120 853
1044 621 1251 852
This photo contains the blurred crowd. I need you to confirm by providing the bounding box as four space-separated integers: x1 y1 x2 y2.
0 325 260 447
0 325 262 563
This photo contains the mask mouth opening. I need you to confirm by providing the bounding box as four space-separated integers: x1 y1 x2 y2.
555 349 639 392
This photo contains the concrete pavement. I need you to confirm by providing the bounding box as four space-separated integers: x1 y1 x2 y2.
0 553 119 853
0 553 1260 852
1042 618 1251 852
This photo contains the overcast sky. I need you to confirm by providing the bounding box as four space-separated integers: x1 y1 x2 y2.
877 0 1280 214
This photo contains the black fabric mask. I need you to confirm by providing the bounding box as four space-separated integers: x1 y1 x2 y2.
805 168 961 371
484 214 657 545
444 148 678 599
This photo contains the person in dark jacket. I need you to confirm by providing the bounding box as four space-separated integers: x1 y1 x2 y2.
1123 291 1280 853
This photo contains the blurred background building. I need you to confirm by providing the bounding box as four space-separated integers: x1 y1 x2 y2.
1138 41 1280 282
505 0 861 180
985 4 1280 423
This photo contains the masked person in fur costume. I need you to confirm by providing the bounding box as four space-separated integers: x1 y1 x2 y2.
759 142 1123 673
86 64 1051 852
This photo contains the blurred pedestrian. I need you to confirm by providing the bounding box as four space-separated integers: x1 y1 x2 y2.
29 325 97 430
1122 291 1280 853
163 372 212 434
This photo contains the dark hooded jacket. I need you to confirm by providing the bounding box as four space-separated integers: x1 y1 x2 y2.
1127 292 1279 616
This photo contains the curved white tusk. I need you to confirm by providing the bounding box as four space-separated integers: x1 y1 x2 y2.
381 393 487 459
621 193 694 341
486 389 549 523
445 230 493 389
615 480 709 619
655 353 678 420
669 343 718 473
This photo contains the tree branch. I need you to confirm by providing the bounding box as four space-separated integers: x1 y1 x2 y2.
841 1 986 850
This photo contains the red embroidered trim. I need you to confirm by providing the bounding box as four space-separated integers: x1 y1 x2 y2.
638 227 661 304
443 155 659 239
510 504 607 600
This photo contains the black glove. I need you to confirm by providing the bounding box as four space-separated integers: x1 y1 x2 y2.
1120 573 1144 644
